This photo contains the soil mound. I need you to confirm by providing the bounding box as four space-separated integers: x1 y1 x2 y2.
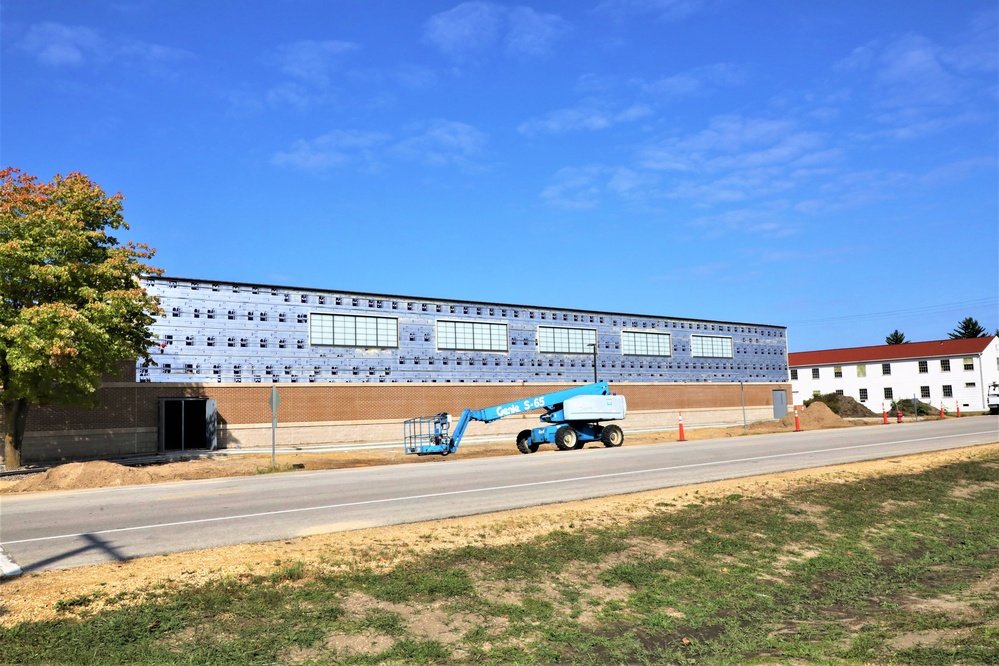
7 461 154 493
806 394 877 418
779 401 851 430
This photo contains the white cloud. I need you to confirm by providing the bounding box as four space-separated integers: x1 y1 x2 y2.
540 166 609 209
643 63 747 96
518 102 652 135
16 22 104 66
272 121 488 171
423 2 569 60
268 40 359 87
15 22 194 75
271 130 391 170
393 120 488 167
593 0 716 22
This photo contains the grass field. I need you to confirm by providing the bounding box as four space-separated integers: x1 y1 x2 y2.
3 453 997 665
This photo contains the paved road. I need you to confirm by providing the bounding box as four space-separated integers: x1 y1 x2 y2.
1 417 995 574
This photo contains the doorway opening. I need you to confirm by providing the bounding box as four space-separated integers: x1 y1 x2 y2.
158 398 217 451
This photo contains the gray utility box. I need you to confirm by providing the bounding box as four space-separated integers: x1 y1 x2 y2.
561 394 627 421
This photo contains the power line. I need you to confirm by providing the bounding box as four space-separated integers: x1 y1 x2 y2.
787 297 998 327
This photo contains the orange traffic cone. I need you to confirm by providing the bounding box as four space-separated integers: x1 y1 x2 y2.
678 412 686 441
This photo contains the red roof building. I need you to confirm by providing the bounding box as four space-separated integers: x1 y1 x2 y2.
788 337 998 412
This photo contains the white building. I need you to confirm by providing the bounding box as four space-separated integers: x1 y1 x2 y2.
788 336 999 412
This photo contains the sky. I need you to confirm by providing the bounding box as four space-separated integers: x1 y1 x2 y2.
3 0 997 352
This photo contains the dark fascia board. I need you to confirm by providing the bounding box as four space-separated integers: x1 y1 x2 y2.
145 274 787 332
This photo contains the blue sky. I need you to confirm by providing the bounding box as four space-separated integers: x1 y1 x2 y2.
3 0 997 352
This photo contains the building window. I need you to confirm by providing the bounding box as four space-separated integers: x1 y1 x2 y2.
790 369 798 380
834 366 842 378
920 386 931 399
309 313 398 348
437 321 508 352
942 385 953 398
940 359 950 372
836 389 844 395
882 363 891 375
690 335 733 358
918 360 928 373
857 364 866 378
538 326 596 354
884 387 893 400
622 331 671 356
859 388 868 402
811 368 820 380
963 357 974 371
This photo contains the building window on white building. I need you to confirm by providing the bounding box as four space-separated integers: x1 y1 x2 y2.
882 363 891 375
884 387 893 400
963 357 974 371
920 386 931 399
859 388 868 402
790 369 798 380
834 366 843 378
690 335 733 358
918 360 928 373
942 385 953 398
857 364 866 377
836 389 844 395
941 359 950 372
811 368 820 379
965 382 976 389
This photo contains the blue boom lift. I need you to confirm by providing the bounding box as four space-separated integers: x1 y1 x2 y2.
403 382 627 456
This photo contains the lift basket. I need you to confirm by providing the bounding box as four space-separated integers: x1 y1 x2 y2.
403 413 452 455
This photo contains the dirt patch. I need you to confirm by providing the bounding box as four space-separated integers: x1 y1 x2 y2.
1 443 996 628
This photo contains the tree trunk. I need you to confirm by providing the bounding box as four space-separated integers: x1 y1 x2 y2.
2 399 28 469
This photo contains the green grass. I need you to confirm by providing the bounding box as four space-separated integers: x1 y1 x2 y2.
3 453 997 665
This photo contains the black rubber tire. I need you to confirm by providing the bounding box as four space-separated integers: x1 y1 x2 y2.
516 430 535 454
554 426 578 451
600 424 624 447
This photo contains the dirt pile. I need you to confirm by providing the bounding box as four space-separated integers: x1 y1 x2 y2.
805 393 877 418
778 401 851 430
9 461 155 492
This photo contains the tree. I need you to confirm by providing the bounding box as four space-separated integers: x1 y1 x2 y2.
948 317 988 339
1 168 162 468
885 329 907 345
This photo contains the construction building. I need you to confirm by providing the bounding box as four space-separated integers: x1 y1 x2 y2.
8 275 793 462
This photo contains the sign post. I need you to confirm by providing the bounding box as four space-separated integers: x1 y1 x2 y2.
269 386 280 467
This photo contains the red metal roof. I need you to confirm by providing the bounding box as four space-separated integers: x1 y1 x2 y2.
789 336 995 367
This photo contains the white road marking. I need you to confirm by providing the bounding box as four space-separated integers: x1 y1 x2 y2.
3 430 993 547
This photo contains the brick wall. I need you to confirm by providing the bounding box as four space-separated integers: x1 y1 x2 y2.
3 381 790 463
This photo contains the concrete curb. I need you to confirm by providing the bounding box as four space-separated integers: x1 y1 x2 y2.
0 545 22 578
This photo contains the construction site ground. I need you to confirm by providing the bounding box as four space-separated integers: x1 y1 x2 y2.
1 404 994 628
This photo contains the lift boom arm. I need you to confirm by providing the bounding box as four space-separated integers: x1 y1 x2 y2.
404 382 624 456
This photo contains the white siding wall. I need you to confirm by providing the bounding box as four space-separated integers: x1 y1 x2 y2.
790 338 999 412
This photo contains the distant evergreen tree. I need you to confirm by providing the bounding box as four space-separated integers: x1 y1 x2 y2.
885 329 907 345
948 317 988 339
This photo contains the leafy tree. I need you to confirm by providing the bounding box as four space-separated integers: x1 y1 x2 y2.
948 317 988 339
885 329 907 345
1 168 161 467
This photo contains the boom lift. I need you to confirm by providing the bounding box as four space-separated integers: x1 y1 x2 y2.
403 382 627 456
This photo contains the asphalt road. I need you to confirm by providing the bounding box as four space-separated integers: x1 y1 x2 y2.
1 417 995 574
